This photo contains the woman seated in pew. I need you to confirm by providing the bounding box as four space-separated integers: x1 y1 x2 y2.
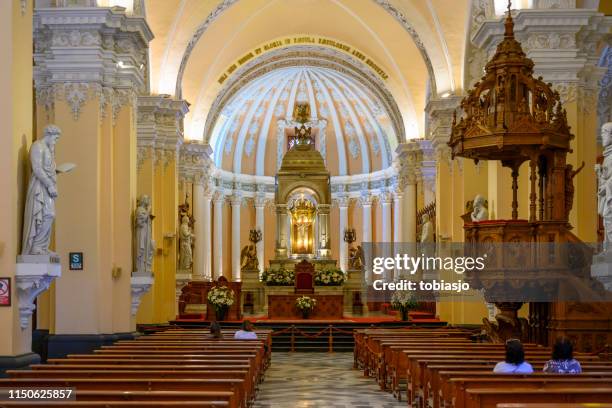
543 337 582 374
209 321 222 339
234 320 258 340
493 339 534 374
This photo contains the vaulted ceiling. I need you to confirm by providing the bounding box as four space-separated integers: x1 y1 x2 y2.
145 0 472 144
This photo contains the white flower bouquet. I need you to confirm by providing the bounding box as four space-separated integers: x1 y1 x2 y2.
391 290 419 321
207 286 235 310
261 267 294 286
315 268 345 286
295 295 317 311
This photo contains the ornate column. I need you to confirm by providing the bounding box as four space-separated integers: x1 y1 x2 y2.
395 143 420 242
360 193 374 283
212 191 225 279
381 190 393 243
34 5 154 339
231 192 242 281
337 196 349 271
179 142 212 282
393 192 403 243
275 204 288 258
137 96 189 323
417 139 436 206
254 193 266 275
425 97 462 242
317 204 331 258
473 6 611 240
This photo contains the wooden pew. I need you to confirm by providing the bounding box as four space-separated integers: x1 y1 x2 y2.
0 378 244 408
465 387 612 408
0 402 228 407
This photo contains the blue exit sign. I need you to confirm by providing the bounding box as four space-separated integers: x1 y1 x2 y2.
69 252 83 270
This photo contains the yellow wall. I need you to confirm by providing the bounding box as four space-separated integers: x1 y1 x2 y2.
0 0 34 356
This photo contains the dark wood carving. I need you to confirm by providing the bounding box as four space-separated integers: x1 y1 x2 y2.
178 276 242 321
294 259 314 294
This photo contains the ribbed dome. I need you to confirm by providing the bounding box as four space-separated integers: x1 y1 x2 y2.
210 66 396 177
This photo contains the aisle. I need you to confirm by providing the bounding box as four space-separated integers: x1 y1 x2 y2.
254 352 405 408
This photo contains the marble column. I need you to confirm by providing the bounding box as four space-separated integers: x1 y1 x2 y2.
318 204 331 258
393 192 403 243
275 204 288 258
192 181 205 280
337 196 349 271
231 192 242 281
404 183 417 243
213 191 224 280
360 193 373 283
202 188 213 281
254 194 266 275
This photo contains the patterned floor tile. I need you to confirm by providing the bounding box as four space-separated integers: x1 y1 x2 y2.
253 352 405 408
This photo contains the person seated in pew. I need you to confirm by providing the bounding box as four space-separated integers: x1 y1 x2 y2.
493 339 534 374
234 320 258 340
543 337 582 374
209 321 222 339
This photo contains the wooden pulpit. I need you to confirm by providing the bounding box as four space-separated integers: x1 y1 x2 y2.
294 259 314 294
178 276 242 321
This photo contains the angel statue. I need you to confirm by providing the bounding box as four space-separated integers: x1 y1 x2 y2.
135 195 155 274
178 215 194 270
240 244 258 271
348 245 365 271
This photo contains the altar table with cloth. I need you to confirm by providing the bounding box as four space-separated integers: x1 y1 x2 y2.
267 294 343 319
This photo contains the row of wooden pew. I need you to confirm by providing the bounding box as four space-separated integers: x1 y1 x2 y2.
354 327 612 408
0 328 271 408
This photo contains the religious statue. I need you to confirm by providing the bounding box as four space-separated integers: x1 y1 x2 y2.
240 244 258 270
22 125 73 256
564 161 584 220
178 215 194 270
348 245 364 270
596 122 612 246
135 195 155 274
471 194 489 222
420 214 434 243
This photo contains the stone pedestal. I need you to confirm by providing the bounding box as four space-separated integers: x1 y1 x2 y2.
241 268 264 316
343 268 367 315
130 274 153 317
15 255 62 329
591 252 612 292
175 271 192 315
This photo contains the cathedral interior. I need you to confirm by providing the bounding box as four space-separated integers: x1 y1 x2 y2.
1 0 612 406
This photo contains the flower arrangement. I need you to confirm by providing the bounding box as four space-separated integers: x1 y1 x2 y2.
295 296 317 318
314 267 345 286
207 286 235 311
391 290 419 321
261 267 294 286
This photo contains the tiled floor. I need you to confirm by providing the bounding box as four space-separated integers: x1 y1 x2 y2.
253 352 406 408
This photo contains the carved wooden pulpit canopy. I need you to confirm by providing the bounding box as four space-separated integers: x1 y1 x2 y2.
294 259 314 294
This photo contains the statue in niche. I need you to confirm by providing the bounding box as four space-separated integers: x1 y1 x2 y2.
596 122 612 246
471 194 489 222
178 215 194 271
564 161 584 220
135 195 155 274
420 214 434 243
22 125 74 256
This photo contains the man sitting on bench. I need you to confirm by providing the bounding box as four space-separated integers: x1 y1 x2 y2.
235 320 258 340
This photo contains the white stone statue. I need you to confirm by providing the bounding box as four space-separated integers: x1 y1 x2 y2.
135 195 155 274
178 215 194 270
420 214 434 243
471 194 489 222
21 125 62 256
596 123 612 246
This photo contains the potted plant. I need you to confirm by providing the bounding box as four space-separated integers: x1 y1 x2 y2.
207 285 235 321
391 291 419 321
295 295 317 319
